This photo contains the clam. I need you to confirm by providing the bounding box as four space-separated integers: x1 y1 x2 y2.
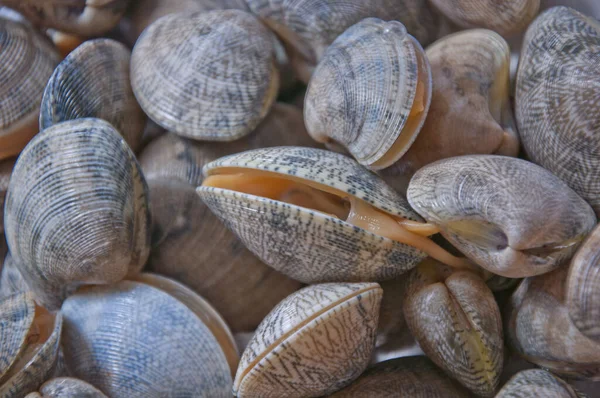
429 0 539 36
197 146 473 284
516 6 600 216
329 355 471 397
0 292 62 397
407 155 597 277
234 282 382 397
131 10 279 141
246 0 447 82
0 253 29 298
496 369 582 398
62 274 237 398
25 377 107 398
0 18 60 161
4 118 151 310
403 259 503 396
40 38 146 152
304 18 432 169
381 29 520 192
0 158 15 234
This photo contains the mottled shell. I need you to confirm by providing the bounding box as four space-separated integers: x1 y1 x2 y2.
330 356 471 397
381 29 519 192
62 279 233 398
4 118 151 310
198 146 427 284
516 6 600 216
429 0 539 36
403 260 503 397
25 378 106 398
496 369 581 398
40 39 146 152
246 0 446 82
0 158 15 234
131 10 279 141
407 155 596 277
0 253 29 298
305 18 432 169
0 293 62 398
0 19 60 160
234 283 382 397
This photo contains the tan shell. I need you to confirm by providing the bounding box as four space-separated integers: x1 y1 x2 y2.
47 30 84 58
305 18 432 169
25 378 107 398
329 355 471 397
234 282 382 397
407 155 597 277
62 277 235 397
429 0 539 36
0 18 60 160
131 10 279 141
496 369 582 398
403 259 503 397
4 118 151 310
40 38 146 152
516 6 600 216
381 29 519 192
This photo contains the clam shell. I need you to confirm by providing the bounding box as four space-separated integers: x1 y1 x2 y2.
0 19 60 160
62 279 233 397
131 10 279 141
407 155 596 277
234 282 382 397
198 146 426 284
25 377 107 398
40 38 146 152
305 18 432 169
516 6 600 216
4 118 151 309
496 369 582 398
0 253 29 298
0 158 15 234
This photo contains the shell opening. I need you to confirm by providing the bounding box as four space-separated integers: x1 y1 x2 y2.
202 168 472 269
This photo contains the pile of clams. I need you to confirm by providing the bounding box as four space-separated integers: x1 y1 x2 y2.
0 0 599 397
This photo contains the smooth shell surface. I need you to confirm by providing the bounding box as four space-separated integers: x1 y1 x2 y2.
407 155 597 277
234 282 382 397
516 6 600 216
496 369 581 398
40 39 146 152
305 18 432 169
0 19 60 160
4 118 151 309
131 10 279 141
25 377 107 398
198 146 427 284
62 280 233 398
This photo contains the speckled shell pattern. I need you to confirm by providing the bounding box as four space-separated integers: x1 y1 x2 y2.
4 118 151 310
329 356 471 397
234 282 382 397
305 18 431 168
407 155 597 278
61 280 232 398
0 19 60 160
516 6 600 216
25 377 108 398
495 369 581 398
40 38 146 152
429 0 540 36
130 10 279 141
198 146 427 284
0 253 29 298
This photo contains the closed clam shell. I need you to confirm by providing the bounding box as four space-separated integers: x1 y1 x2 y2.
0 158 15 234
516 6 600 216
4 118 151 310
62 278 234 398
234 282 382 397
197 146 429 284
0 293 62 398
496 369 582 398
131 10 279 141
429 0 540 36
381 29 519 192
305 18 432 169
25 377 107 398
0 19 60 160
407 155 597 277
329 356 471 397
40 38 146 152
